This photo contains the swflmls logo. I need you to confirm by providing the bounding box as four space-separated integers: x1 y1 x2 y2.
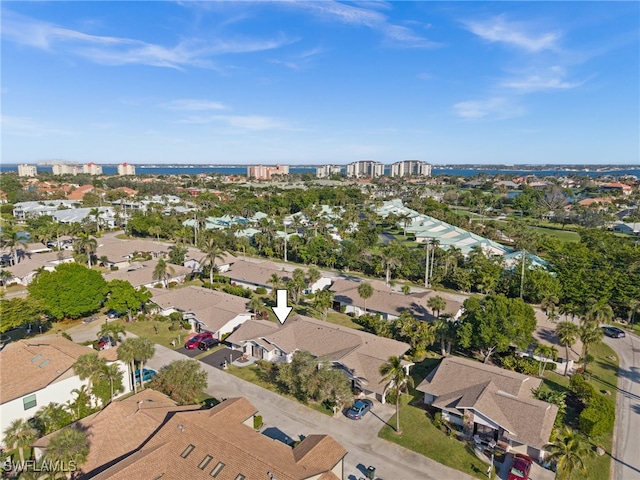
1 458 77 474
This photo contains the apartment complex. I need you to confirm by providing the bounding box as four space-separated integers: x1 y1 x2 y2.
390 160 432 177
117 162 136 176
316 164 342 178
345 160 384 178
83 162 103 175
247 164 289 180
17 164 38 177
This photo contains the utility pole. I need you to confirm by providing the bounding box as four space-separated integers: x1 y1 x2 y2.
424 240 431 288
284 222 288 263
520 249 526 299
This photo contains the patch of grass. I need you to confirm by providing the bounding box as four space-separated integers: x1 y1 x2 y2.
122 319 189 349
325 312 363 330
531 226 580 243
225 364 333 416
379 395 488 479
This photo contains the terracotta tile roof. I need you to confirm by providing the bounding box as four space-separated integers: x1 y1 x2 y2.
0 337 94 403
32 389 199 476
90 397 346 480
417 356 557 449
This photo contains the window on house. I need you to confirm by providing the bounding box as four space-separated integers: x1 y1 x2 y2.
180 444 195 458
210 462 225 477
198 455 212 470
23 394 37 410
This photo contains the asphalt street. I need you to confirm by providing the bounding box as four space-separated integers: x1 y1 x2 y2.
605 332 640 480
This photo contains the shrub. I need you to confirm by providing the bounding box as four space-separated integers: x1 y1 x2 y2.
433 411 443 429
255 287 267 295
579 394 615 437
253 415 263 430
570 374 596 404
168 321 181 331
167 281 178 289
222 284 252 298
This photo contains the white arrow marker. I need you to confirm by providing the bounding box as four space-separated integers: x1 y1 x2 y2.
272 289 293 325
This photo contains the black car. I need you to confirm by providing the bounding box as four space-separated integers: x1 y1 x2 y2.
602 326 626 338
198 338 219 351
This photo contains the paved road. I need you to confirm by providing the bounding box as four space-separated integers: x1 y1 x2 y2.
145 342 477 480
604 333 640 480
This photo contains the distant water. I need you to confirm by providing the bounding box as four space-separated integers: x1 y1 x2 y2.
1 164 638 178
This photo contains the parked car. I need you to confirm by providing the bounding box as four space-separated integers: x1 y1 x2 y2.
346 399 373 420
508 454 533 480
134 368 157 383
198 338 219 351
602 326 626 338
82 316 99 324
106 310 121 319
185 331 214 350
98 335 116 351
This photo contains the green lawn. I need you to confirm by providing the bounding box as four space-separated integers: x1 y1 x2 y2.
531 226 580 243
542 342 619 480
121 319 190 350
378 353 489 479
325 312 363 330
225 364 333 416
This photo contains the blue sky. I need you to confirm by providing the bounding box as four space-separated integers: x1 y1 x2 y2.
2 1 638 165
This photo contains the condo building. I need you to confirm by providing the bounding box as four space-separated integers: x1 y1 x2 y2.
17 164 38 177
316 164 342 178
247 164 289 180
390 160 432 177
117 163 136 176
345 160 384 178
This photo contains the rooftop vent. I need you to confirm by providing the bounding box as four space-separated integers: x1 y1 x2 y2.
38 359 50 368
31 354 42 363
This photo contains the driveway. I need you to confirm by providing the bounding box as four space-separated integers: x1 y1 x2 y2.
604 332 640 480
200 347 244 369
144 343 475 480
177 346 203 358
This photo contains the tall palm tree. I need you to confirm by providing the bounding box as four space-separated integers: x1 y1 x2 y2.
534 344 558 377
45 427 90 472
199 237 227 285
313 289 334 320
426 295 447 318
547 427 591 480
379 243 401 287
580 321 603 373
306 267 321 290
117 339 138 394
0 269 13 289
248 296 265 319
89 207 101 233
380 356 413 434
97 363 122 404
268 273 281 301
73 233 98 268
1 226 28 266
131 336 156 388
396 212 412 237
357 282 374 314
3 418 37 463
98 322 127 343
584 301 614 326
541 295 560 322
152 257 174 288
556 321 580 376
72 353 106 401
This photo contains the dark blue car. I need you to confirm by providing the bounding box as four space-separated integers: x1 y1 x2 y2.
346 399 373 420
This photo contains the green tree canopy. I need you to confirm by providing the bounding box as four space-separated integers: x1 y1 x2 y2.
104 280 151 321
458 294 537 363
28 263 107 320
0 296 43 333
150 359 207 405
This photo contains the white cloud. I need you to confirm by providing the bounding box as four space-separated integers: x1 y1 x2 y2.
501 66 584 93
463 15 561 52
1 10 295 69
214 115 287 130
452 97 525 120
162 99 227 111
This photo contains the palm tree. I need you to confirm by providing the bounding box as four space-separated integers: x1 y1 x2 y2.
0 269 13 289
541 295 560 322
580 321 603 373
306 266 321 291
556 321 580 376
3 418 37 463
379 244 401 287
97 363 122 404
89 207 101 233
396 212 412 237
248 296 266 319
131 336 156 388
72 353 106 401
268 273 281 301
426 295 447 318
584 301 614 326
200 237 226 285
1 226 28 266
73 233 98 268
380 356 413 434
117 339 138 394
534 344 558 377
98 322 127 343
148 225 161 241
547 427 591 480
152 257 174 288
313 289 334 320
45 427 90 471
357 282 374 314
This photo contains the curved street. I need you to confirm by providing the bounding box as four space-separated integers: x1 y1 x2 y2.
604 332 640 480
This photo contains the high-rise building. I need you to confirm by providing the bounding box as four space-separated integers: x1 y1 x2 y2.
345 161 384 178
17 164 38 177
247 164 289 180
117 163 136 176
82 162 103 175
390 160 432 177
316 165 342 178
52 163 79 175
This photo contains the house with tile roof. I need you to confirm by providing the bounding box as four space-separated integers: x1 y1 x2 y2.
226 315 411 403
1 249 74 285
0 337 131 441
32 389 200 477
149 286 253 340
329 277 462 321
87 396 347 480
416 356 558 461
